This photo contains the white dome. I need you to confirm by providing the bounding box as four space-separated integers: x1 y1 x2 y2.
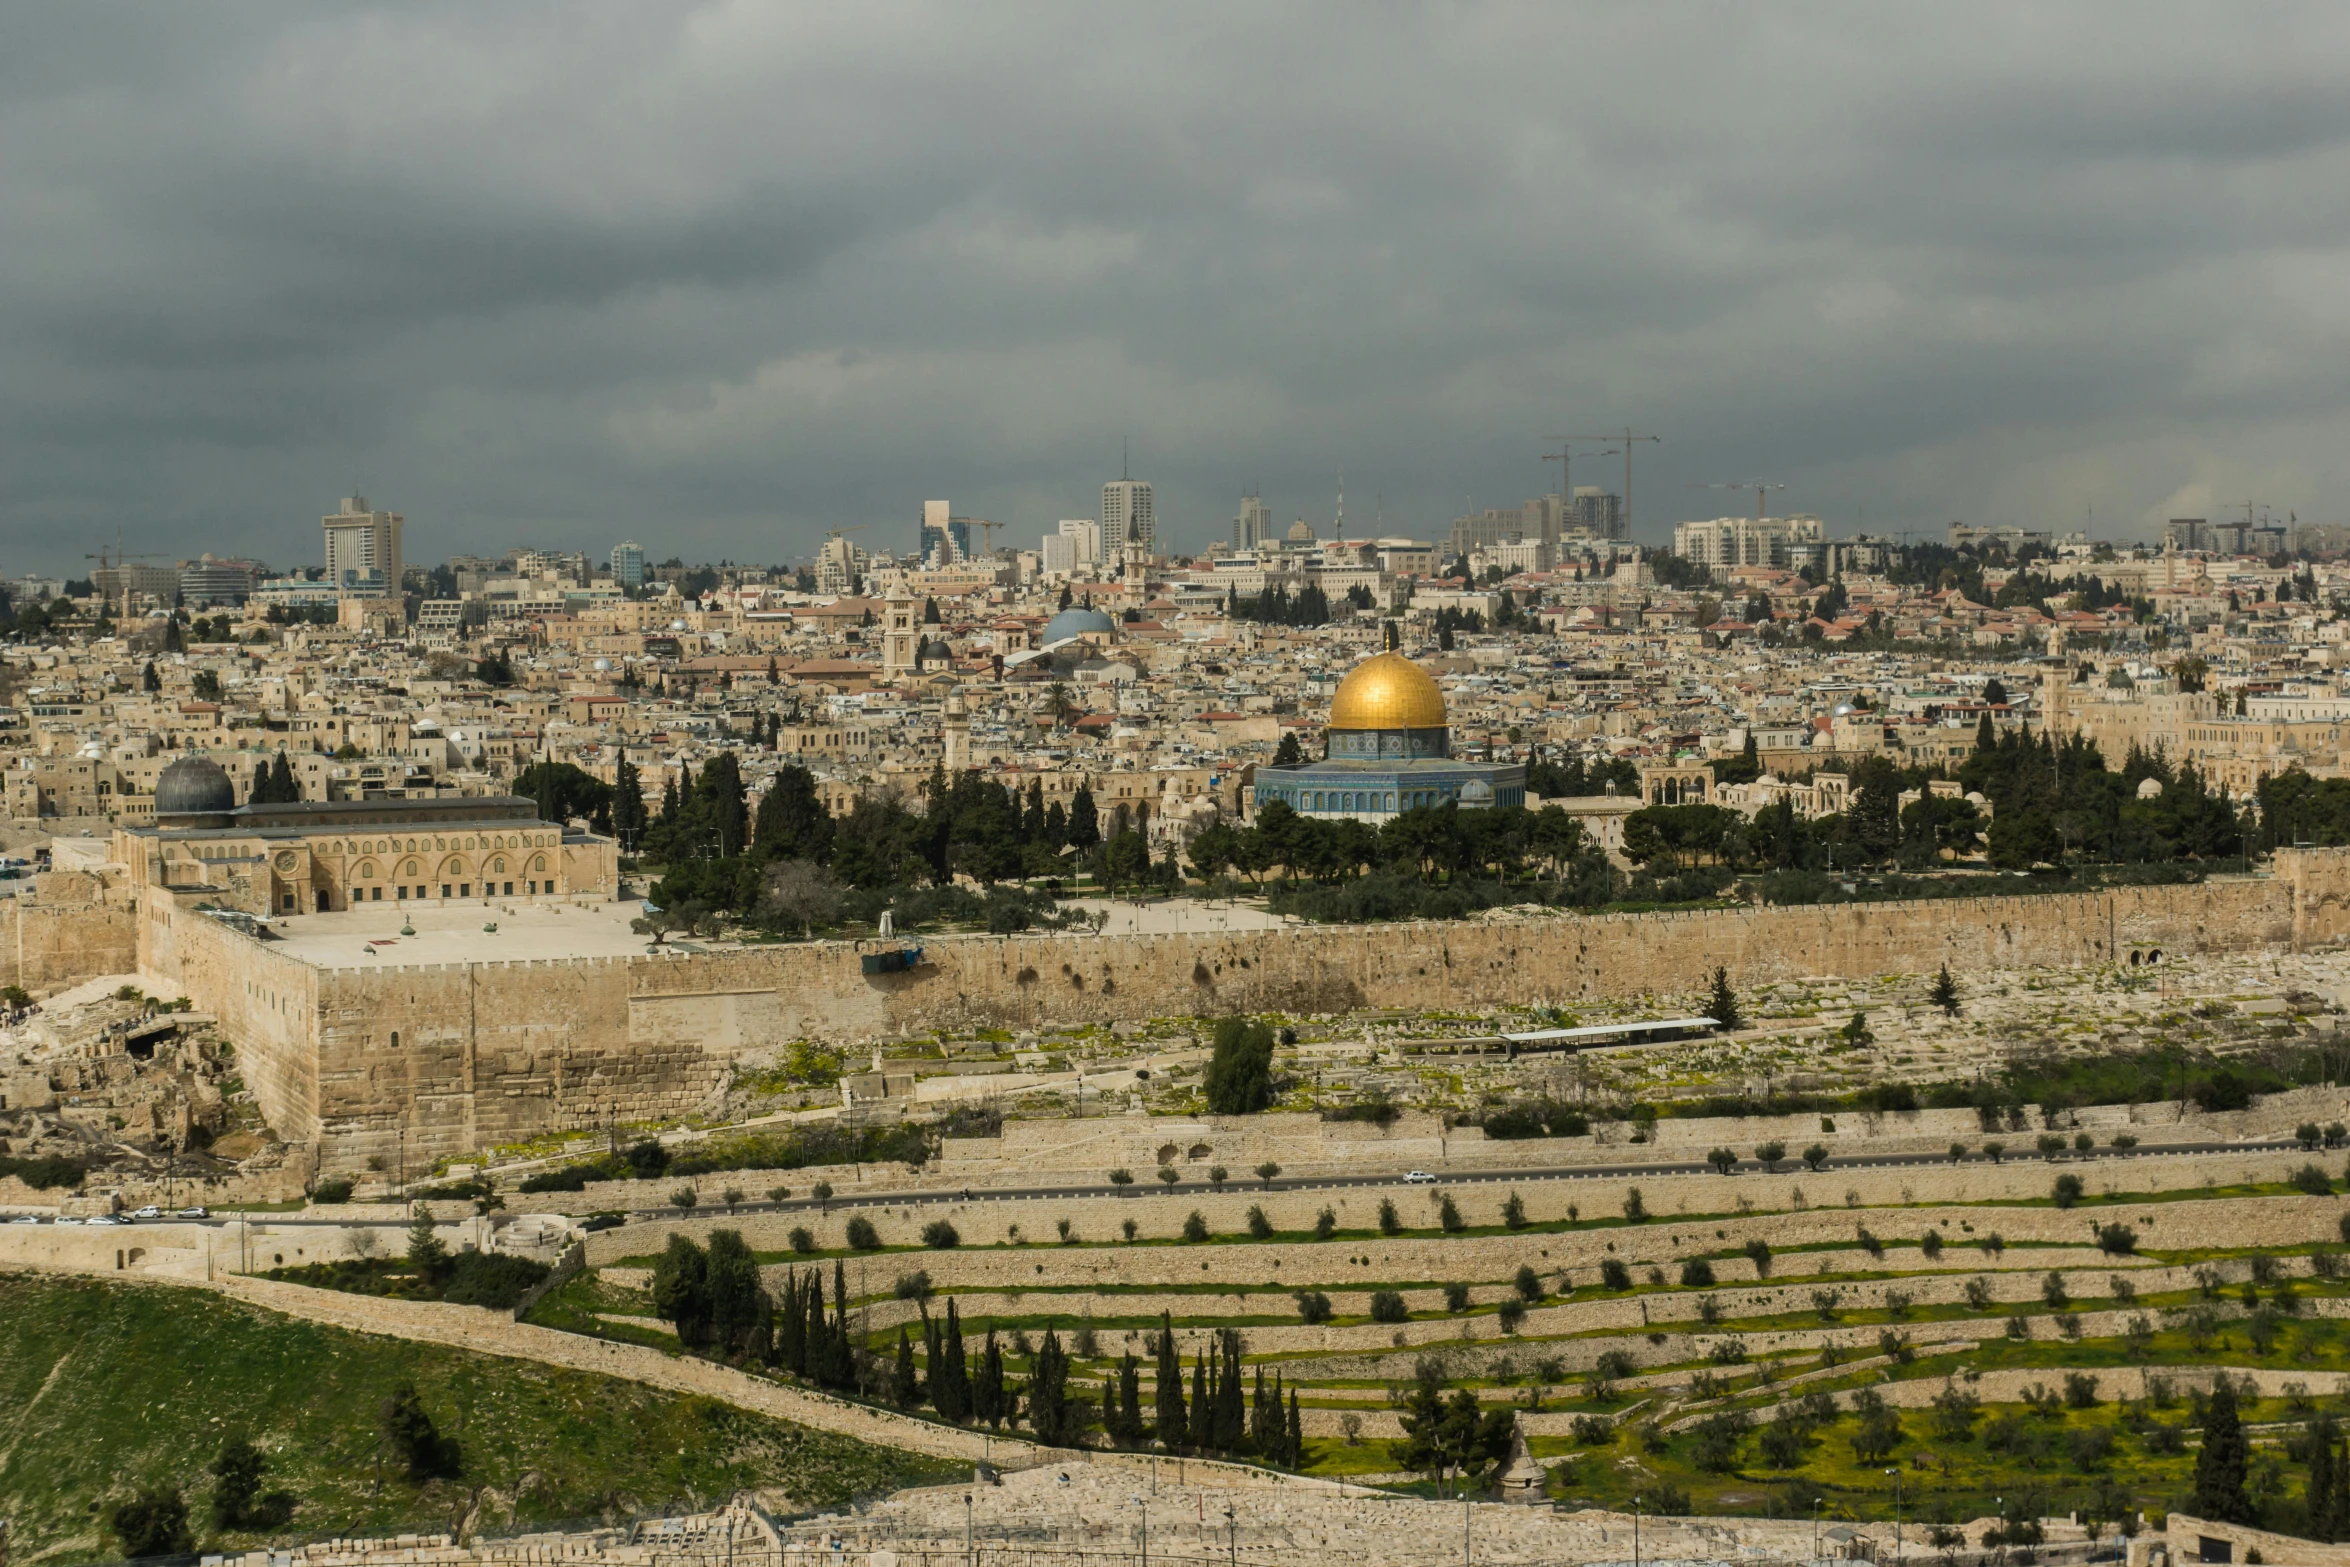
2136 776 2164 799
592 658 613 672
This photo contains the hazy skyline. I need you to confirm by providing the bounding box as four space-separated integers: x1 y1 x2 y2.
6 2 2350 575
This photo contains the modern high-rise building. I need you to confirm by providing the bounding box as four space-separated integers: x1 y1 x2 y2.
610 540 646 591
1232 493 1271 551
322 495 403 597
918 499 960 563
1103 478 1153 561
1568 487 1625 541
1057 518 1102 567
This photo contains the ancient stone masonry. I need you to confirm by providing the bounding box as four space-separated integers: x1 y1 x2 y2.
130 850 2350 1166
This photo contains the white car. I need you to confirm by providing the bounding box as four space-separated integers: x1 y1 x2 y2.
53 1216 84 1226
130 1205 163 1220
174 1206 210 1219
86 1214 126 1226
1403 1170 1436 1184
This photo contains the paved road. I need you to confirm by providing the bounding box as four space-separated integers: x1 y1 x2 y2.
119 1133 2306 1229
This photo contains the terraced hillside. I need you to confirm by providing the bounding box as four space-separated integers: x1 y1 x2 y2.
561 1140 2350 1536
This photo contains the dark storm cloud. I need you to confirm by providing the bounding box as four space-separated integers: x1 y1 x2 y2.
4 1 2349 572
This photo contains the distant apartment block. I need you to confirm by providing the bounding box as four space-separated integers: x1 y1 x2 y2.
610 540 646 591
1673 514 1825 569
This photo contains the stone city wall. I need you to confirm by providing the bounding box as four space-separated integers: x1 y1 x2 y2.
133 849 2350 1164
161 891 325 1143
0 890 138 994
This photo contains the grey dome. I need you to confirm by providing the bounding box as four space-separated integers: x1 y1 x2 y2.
1041 607 1117 645
154 755 236 819
1457 777 1496 808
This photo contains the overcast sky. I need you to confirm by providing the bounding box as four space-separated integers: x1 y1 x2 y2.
6 2 2350 577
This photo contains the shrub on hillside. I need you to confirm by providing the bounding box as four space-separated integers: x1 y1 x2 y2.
1295 1290 1334 1324
844 1217 881 1250
920 1219 960 1249
1368 1290 1408 1323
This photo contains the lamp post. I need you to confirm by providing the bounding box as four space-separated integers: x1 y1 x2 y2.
1633 1495 1642 1567
1224 1504 1236 1567
1131 1495 1148 1567
964 1493 973 1567
1813 1498 1824 1561
1884 1468 1902 1563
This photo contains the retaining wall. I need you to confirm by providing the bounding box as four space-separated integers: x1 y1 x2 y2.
135 850 2350 1168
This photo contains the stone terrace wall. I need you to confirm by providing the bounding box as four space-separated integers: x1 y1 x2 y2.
141 850 2350 1168
585 1148 2343 1273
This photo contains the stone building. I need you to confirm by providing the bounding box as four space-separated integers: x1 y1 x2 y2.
110 754 616 916
1253 650 1524 822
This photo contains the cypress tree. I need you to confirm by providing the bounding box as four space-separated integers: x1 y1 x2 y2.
1189 1352 1213 1451
776 1268 804 1372
2195 1380 2254 1524
891 1328 919 1409
828 1260 855 1390
980 1329 1006 1427
1154 1313 1187 1450
1215 1329 1245 1453
1028 1327 1070 1445
1286 1387 1304 1469
937 1299 970 1422
1116 1353 1143 1447
2310 1422 2339 1542
802 1267 827 1380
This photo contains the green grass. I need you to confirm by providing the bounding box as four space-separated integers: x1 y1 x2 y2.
0 1273 958 1565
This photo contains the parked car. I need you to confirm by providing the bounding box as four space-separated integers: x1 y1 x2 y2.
86 1214 126 1226
130 1205 163 1220
173 1206 210 1219
7 1214 41 1224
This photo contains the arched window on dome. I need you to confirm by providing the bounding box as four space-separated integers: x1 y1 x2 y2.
356 860 377 880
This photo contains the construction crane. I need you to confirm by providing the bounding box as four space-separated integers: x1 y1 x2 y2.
84 540 169 619
954 517 1005 558
1567 428 1661 537
1541 437 1619 511
1687 481 1786 520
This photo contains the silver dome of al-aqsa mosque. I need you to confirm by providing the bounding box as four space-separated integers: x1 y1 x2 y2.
153 754 237 825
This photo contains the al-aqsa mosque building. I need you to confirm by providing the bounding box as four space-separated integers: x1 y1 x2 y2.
1253 651 1525 823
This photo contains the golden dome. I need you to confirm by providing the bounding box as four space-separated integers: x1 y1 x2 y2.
1328 652 1447 730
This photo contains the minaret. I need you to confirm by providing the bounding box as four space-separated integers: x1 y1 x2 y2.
1335 465 1344 540
942 688 970 772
